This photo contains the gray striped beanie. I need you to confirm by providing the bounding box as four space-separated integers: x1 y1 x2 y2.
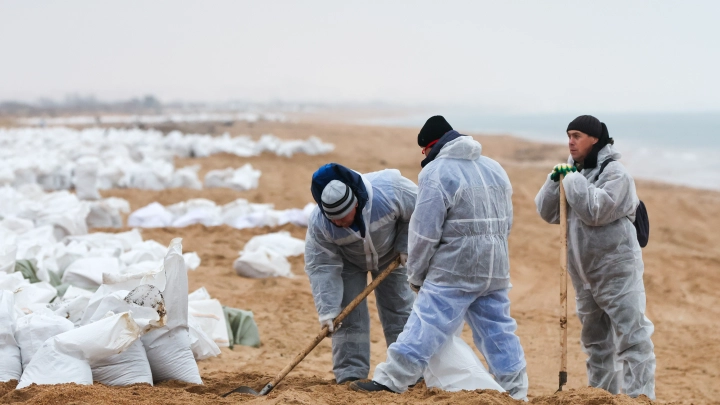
321 180 357 220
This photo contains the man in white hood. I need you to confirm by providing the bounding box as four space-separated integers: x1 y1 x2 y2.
351 116 529 400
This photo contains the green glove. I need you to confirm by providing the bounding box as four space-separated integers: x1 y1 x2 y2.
550 163 577 182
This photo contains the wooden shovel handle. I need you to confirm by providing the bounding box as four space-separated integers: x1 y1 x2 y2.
559 175 569 388
261 257 402 394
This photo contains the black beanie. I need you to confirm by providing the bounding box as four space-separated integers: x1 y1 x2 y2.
418 115 453 147
566 115 614 169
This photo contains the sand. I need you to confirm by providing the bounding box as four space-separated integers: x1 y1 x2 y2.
3 119 719 404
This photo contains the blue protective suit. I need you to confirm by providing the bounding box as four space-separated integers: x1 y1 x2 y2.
372 133 528 399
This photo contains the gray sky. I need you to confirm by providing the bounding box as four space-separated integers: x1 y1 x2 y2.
1 1 719 113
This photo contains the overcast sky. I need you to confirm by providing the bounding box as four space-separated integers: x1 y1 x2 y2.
1 1 719 113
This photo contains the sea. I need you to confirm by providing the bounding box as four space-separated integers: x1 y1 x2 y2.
357 111 720 191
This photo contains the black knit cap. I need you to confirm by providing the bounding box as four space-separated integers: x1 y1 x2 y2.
418 115 453 147
566 115 614 169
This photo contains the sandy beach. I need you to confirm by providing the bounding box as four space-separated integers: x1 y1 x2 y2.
2 119 718 404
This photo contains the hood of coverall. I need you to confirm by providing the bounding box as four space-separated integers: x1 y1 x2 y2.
310 163 369 237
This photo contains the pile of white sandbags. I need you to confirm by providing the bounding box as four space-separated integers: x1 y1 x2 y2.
0 184 128 235
18 112 287 127
0 238 217 388
129 198 315 230
0 127 333 192
233 231 305 278
0 186 132 286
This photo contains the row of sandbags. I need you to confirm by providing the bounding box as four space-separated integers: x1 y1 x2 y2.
0 127 334 192
18 112 287 126
129 198 315 229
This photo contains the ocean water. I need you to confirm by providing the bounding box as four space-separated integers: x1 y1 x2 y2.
358 111 720 191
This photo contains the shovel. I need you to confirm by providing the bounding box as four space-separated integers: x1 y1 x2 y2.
557 175 569 392
222 257 402 397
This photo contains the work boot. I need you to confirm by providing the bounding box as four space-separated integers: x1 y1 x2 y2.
349 380 394 393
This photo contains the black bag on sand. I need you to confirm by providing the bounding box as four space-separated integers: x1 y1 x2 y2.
596 159 650 248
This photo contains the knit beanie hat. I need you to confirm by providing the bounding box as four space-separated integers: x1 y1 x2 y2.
418 115 453 147
321 180 357 220
566 115 614 169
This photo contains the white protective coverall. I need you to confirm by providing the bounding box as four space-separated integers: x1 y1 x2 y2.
305 169 416 383
372 134 528 399
535 144 655 399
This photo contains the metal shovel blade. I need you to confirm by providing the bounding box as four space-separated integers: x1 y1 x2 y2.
221 386 260 397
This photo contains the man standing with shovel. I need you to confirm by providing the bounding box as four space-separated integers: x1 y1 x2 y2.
535 115 655 399
351 116 529 400
305 163 417 384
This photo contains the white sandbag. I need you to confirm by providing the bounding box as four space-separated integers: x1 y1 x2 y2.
169 165 202 190
100 262 166 294
166 198 217 218
0 217 35 234
127 202 173 228
63 285 95 300
183 252 201 270
141 238 202 383
15 313 75 369
81 287 164 332
92 339 153 386
0 291 22 382
66 228 142 252
171 207 222 228
233 247 293 279
86 200 124 228
204 164 261 191
74 157 101 201
51 295 90 325
17 312 141 389
12 168 36 188
423 333 505 393
188 287 211 301
14 282 57 309
62 257 121 290
83 286 163 386
0 234 17 274
243 231 305 257
0 272 28 292
188 299 230 347
33 191 89 239
120 240 167 266
188 315 221 360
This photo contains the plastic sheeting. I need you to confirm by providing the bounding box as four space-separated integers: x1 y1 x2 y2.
423 333 505 392
129 199 315 230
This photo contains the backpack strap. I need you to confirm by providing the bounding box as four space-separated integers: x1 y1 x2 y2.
595 158 615 182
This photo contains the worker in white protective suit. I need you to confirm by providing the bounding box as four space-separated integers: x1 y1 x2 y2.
351 116 529 400
305 163 417 384
535 115 655 399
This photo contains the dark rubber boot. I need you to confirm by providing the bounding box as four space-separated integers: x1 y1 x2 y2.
349 380 394 393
